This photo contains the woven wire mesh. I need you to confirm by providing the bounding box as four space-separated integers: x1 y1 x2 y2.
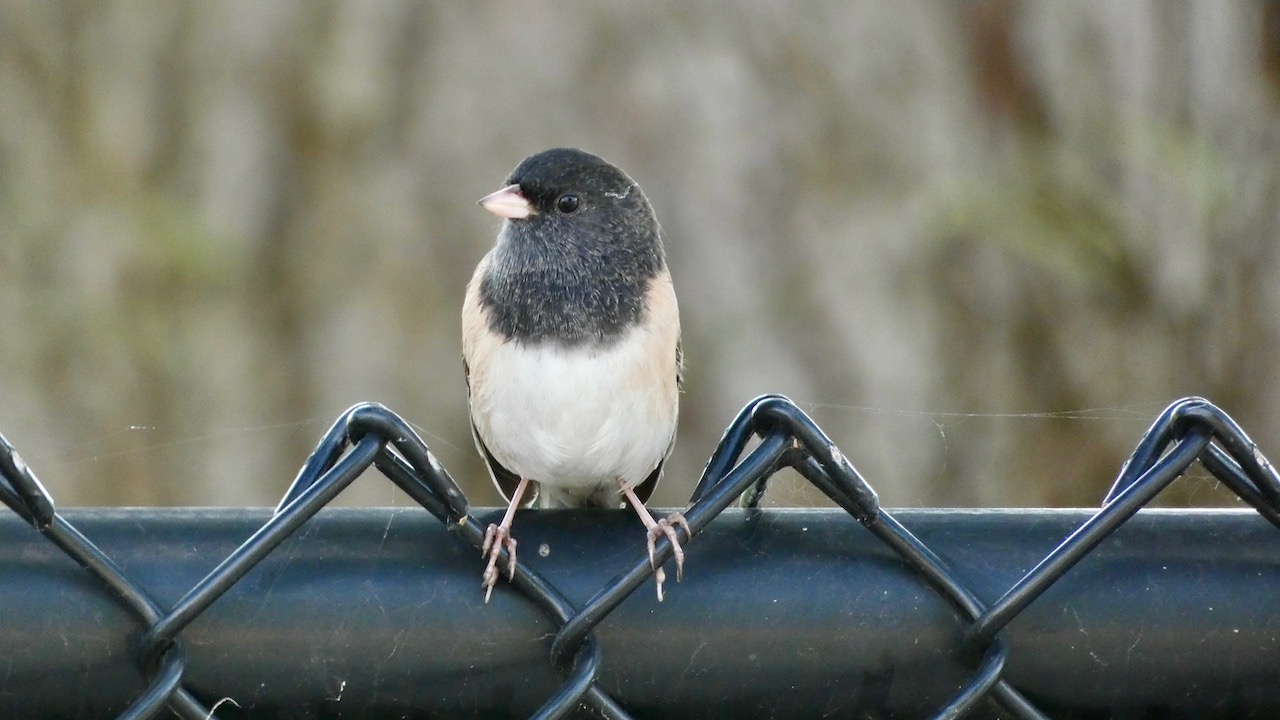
1 395 1279 719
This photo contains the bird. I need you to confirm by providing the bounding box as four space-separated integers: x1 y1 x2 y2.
462 147 687 603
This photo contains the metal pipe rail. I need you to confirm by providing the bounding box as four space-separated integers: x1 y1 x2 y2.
4 395 1280 719
2 506 1278 719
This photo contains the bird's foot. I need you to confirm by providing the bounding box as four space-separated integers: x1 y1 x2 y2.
481 522 517 603
645 512 691 601
479 476 530 604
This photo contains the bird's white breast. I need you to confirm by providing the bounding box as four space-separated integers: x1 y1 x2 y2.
472 332 676 489
463 265 680 503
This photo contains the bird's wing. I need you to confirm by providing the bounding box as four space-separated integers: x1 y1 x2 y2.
464 357 538 507
461 251 539 508
676 336 684 391
627 458 664 506
626 335 682 506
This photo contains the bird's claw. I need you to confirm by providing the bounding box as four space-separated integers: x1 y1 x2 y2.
645 512 691 601
481 522 517 603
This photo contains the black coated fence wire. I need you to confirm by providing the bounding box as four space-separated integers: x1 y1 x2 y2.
2 395 1279 719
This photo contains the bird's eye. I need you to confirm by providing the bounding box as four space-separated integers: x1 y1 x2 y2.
556 194 580 214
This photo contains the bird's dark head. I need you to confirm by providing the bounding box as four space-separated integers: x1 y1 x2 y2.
479 148 661 268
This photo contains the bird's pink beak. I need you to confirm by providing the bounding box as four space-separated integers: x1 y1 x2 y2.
478 184 534 220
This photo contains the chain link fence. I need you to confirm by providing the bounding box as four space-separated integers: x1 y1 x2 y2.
2 395 1279 718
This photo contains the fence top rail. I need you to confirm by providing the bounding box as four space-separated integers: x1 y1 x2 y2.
3 395 1279 719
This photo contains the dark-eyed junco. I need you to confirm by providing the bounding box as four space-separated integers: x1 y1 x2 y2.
463 148 687 602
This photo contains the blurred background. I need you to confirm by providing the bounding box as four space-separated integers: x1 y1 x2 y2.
2 1 1278 509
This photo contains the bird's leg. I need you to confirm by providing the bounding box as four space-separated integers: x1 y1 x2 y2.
618 478 691 602
482 476 529 603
